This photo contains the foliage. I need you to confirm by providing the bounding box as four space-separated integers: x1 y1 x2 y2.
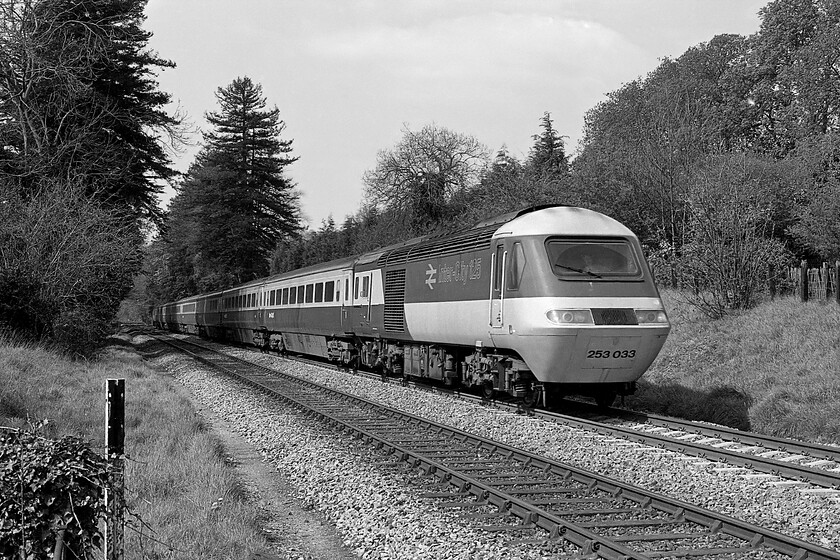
0 179 142 355
363 123 489 235
0 428 109 560
573 35 752 247
0 0 181 225
525 111 569 180
678 154 795 317
750 0 840 156
786 132 840 260
153 77 301 299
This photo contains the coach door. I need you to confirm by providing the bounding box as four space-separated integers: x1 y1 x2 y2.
340 271 352 332
352 270 374 335
490 242 506 329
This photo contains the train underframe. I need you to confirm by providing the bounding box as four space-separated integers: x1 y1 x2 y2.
161 320 632 407
250 327 632 408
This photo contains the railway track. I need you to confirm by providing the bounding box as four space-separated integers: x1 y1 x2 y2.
157 333 840 560
297 349 840 493
319 355 840 493
161 332 840 493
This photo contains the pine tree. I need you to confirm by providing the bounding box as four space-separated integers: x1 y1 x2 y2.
526 112 569 179
162 76 300 291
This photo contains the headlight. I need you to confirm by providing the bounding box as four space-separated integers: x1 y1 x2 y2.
634 309 668 324
546 309 594 325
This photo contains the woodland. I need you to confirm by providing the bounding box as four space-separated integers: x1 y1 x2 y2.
2 0 840 354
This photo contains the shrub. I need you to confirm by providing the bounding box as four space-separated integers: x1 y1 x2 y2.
0 180 142 356
0 429 109 559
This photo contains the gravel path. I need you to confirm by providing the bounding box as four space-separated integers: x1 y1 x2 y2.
148 336 840 558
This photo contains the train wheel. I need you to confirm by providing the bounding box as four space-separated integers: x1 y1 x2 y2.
481 380 495 401
594 390 617 408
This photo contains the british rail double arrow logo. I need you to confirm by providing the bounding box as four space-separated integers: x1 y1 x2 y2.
425 264 437 289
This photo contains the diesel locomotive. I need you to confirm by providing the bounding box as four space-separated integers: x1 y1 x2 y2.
153 205 670 406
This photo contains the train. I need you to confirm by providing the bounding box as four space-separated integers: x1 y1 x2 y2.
152 205 670 406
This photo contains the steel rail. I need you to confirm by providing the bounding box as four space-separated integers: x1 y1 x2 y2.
534 407 840 490
158 334 840 560
599 404 840 462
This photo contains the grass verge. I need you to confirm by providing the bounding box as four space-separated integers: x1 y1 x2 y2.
0 333 271 560
629 290 840 444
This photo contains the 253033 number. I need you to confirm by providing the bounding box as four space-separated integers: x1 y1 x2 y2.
587 349 636 359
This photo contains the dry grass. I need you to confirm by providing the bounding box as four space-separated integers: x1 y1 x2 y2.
0 333 272 560
628 289 840 444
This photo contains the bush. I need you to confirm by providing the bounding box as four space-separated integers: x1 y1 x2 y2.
0 429 109 559
679 154 794 317
0 180 142 356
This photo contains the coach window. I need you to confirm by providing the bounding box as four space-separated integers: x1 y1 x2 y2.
305 284 314 304
289 286 297 304
314 282 324 303
282 288 289 305
354 277 360 299
345 279 349 301
506 242 527 291
269 290 275 306
324 281 335 302
361 275 370 298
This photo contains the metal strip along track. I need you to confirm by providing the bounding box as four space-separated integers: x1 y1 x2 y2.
160 336 840 560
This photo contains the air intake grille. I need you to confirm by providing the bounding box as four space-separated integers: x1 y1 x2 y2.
384 269 407 332
591 308 637 325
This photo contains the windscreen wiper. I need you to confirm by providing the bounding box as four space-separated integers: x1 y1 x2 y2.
554 263 602 278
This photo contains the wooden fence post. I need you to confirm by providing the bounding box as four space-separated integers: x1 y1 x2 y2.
800 260 809 302
836 261 840 305
823 262 831 301
105 379 125 560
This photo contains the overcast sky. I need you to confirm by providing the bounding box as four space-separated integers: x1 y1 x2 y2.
144 0 769 229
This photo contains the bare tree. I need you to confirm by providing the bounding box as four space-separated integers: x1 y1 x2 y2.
679 154 793 317
363 123 489 234
0 177 142 353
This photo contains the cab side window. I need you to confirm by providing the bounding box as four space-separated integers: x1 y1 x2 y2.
506 242 527 291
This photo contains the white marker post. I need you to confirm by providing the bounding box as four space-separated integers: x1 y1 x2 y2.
105 379 125 560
